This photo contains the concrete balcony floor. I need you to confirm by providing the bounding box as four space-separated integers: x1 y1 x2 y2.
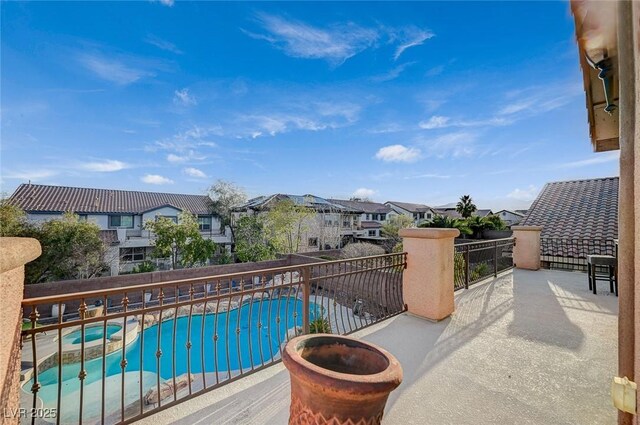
138 269 618 425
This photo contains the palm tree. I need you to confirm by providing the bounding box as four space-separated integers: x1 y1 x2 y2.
420 215 472 236
456 195 477 218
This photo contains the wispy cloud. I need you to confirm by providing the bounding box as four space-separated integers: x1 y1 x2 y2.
141 174 174 185
245 13 433 66
404 173 451 179
391 27 434 60
77 52 161 85
166 150 205 163
149 125 221 152
3 169 58 181
556 151 619 169
498 82 582 117
371 62 415 83
152 0 174 7
507 185 539 201
417 131 478 158
352 188 377 199
183 167 207 179
173 88 197 106
419 115 509 130
375 144 421 163
145 34 182 54
80 159 129 172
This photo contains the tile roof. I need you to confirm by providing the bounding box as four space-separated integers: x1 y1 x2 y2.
328 199 392 214
235 194 351 212
519 177 618 240
9 184 213 215
385 201 433 213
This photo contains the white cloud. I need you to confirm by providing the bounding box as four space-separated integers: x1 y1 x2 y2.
150 125 221 152
141 174 174 185
144 34 182 54
417 131 479 158
371 62 415 83
498 82 582 116
352 188 377 199
183 167 207 179
405 173 451 179
153 0 174 6
173 88 197 106
507 185 539 201
375 144 421 163
557 151 619 168
80 159 129 172
166 150 205 163
419 115 509 130
419 115 450 129
245 14 379 66
77 53 156 85
392 27 435 60
3 169 58 181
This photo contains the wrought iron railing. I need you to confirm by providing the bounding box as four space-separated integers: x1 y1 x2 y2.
540 238 617 272
20 253 406 425
454 238 515 290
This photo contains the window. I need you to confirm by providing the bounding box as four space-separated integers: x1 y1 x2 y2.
324 219 333 227
427 213 432 219
78 214 88 222
120 247 145 262
366 214 371 220
380 213 386 221
308 237 318 247
502 212 507 216
418 212 425 219
157 215 178 223
109 215 134 228
198 216 212 231
368 230 376 237
343 220 350 228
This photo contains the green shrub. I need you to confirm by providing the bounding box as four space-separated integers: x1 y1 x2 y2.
131 261 156 274
309 317 332 334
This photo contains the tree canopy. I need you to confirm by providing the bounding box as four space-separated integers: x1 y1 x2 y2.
264 199 314 254
144 211 216 269
456 195 477 218
234 215 276 262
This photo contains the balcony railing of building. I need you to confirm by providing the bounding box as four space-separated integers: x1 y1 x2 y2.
454 238 515 290
20 252 406 425
540 238 617 272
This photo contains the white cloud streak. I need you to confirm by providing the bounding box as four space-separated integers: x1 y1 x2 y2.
557 151 619 168
392 27 435 60
80 159 129 172
507 185 539 201
375 145 421 163
352 188 377 199
141 174 174 185
183 167 207 179
145 34 182 54
173 88 197 106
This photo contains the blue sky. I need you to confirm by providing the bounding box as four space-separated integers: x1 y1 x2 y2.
1 1 619 210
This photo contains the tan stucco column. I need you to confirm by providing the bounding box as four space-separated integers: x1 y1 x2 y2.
512 226 543 271
399 228 459 321
0 237 41 424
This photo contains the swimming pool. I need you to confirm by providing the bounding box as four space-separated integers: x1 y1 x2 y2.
28 297 317 423
62 324 122 345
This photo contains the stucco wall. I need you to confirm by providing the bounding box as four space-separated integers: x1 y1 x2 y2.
0 238 41 424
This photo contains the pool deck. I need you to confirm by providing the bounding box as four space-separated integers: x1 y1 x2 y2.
136 269 619 425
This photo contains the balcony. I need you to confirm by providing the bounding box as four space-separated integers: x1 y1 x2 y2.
5 231 620 425
134 268 618 425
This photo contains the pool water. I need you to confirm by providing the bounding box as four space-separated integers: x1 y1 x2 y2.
62 324 122 345
29 297 318 424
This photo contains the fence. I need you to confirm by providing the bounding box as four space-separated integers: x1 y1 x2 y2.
540 238 617 272
454 238 515 290
20 252 406 425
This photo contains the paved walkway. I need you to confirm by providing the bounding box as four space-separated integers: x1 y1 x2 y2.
136 269 620 425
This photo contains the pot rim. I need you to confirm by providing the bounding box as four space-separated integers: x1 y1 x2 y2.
283 333 402 393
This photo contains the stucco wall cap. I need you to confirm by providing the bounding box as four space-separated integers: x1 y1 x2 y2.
0 237 42 274
398 228 460 239
511 226 543 232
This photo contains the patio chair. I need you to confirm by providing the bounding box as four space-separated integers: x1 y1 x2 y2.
587 255 618 296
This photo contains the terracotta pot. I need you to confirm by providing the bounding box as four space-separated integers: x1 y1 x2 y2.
283 334 402 425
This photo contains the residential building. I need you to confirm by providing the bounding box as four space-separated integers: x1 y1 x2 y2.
7 184 231 275
384 201 436 225
519 177 619 240
494 209 525 226
434 207 494 219
232 193 361 251
329 199 398 241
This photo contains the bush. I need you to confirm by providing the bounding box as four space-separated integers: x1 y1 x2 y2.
340 242 385 259
309 317 332 334
131 261 156 274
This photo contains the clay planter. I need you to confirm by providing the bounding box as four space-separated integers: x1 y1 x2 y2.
282 334 402 425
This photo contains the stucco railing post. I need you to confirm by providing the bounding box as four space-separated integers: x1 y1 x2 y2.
511 226 543 271
0 237 41 424
399 228 460 321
